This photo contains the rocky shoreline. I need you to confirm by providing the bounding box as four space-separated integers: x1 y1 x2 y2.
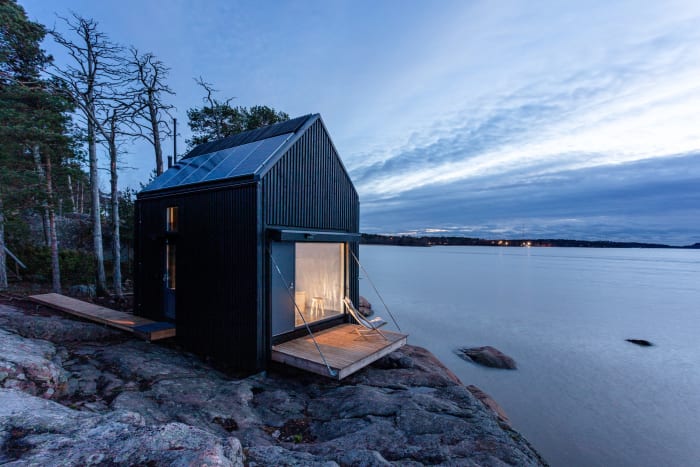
0 298 546 466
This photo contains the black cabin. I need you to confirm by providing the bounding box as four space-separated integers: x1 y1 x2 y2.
134 114 360 372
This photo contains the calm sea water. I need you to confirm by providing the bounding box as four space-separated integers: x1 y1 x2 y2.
358 245 700 467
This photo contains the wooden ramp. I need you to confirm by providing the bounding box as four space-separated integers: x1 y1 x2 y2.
29 293 175 341
271 323 407 380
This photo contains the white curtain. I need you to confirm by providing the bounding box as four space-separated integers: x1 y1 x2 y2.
295 243 344 314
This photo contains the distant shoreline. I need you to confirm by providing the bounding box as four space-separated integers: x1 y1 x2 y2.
360 233 700 249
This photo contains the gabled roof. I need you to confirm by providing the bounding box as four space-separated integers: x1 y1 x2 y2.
141 114 317 193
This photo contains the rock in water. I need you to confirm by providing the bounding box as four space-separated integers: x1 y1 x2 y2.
458 346 517 369
359 296 372 309
626 339 653 347
358 295 373 317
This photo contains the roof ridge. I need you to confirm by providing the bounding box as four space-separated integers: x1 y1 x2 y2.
183 114 316 160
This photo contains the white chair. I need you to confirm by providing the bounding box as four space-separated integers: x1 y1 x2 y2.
343 297 388 340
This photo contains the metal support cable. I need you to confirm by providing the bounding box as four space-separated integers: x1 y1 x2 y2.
268 249 337 378
350 249 401 332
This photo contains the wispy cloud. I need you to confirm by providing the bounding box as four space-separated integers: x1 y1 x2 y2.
352 37 700 198
344 4 700 243
360 152 700 245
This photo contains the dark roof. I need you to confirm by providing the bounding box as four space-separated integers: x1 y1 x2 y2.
141 114 317 193
183 114 314 159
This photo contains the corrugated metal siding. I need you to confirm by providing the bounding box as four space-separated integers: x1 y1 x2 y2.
134 184 261 370
262 119 359 232
262 118 361 307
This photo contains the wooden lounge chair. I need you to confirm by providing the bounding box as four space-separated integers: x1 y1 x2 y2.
343 297 388 340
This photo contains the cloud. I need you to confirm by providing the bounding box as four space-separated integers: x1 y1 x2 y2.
352 46 700 198
346 7 700 244
360 153 700 245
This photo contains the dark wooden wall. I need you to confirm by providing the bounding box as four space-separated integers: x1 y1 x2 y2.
263 119 359 232
135 183 262 370
262 118 361 308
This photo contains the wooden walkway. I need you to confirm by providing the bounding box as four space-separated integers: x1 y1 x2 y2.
271 323 407 380
28 293 175 341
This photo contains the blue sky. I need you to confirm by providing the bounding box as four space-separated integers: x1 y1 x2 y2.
23 0 700 245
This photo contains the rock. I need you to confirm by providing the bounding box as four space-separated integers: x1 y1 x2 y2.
245 445 338 466
626 339 653 347
68 284 96 298
467 384 510 425
0 302 546 466
349 345 462 388
0 328 66 398
359 296 372 309
94 340 216 382
358 296 374 317
333 449 391 466
0 388 244 466
0 304 121 343
458 346 517 369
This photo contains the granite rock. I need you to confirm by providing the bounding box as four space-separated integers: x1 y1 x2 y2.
0 389 244 466
0 301 546 466
0 328 66 398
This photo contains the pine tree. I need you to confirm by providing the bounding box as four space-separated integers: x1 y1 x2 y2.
0 0 74 291
186 78 289 148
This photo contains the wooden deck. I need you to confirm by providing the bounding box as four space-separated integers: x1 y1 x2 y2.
28 293 176 341
271 323 407 380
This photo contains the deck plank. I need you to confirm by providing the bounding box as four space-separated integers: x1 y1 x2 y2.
271 323 407 379
28 293 175 341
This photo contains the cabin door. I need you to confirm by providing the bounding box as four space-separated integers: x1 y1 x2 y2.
163 238 176 320
270 241 295 336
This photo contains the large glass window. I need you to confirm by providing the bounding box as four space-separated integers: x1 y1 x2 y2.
294 243 345 327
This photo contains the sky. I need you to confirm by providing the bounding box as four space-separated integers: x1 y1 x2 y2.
22 0 700 245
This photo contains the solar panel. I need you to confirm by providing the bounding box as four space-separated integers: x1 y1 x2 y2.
172 149 227 186
141 163 186 191
183 114 313 159
226 133 292 177
141 132 293 192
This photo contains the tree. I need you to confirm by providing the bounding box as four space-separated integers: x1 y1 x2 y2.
128 48 174 175
0 0 74 292
50 14 125 296
186 77 289 148
99 101 134 298
118 187 135 266
1 0 46 290
245 105 290 129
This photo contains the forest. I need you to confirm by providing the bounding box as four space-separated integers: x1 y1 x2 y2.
0 0 288 297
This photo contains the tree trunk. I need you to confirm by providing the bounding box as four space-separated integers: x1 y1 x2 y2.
148 98 164 176
79 181 84 214
48 208 60 292
0 195 7 291
32 145 51 246
67 174 77 213
44 151 61 293
88 114 107 295
109 123 122 298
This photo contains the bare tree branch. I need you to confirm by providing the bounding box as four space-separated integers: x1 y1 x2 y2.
46 12 129 296
126 48 175 175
